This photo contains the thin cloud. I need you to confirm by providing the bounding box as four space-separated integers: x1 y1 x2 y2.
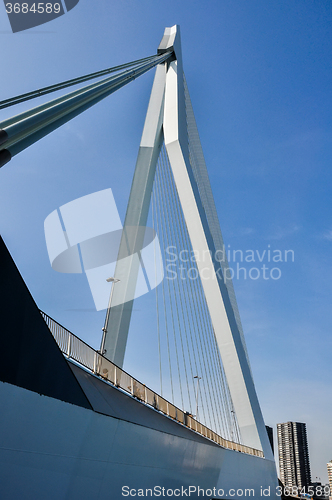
267 225 301 241
240 227 255 236
322 229 332 241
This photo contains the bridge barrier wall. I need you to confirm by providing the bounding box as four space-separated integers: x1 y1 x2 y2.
41 310 264 459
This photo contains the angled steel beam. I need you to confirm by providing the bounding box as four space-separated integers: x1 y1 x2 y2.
103 58 167 367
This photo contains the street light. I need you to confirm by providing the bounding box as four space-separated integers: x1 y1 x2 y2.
194 375 201 420
100 277 120 355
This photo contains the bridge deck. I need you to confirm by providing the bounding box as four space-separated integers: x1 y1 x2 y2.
41 311 264 458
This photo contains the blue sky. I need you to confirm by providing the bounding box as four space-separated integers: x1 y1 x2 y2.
0 0 331 483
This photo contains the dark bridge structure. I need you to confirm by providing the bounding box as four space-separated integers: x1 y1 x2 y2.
0 26 278 499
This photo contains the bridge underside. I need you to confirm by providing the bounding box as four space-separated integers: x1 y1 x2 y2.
0 376 277 500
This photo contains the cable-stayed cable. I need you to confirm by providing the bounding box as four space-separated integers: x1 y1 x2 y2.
152 190 163 397
151 142 244 442
159 145 216 429
0 55 160 110
0 52 172 168
153 166 175 404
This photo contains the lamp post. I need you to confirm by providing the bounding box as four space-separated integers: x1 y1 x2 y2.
194 375 201 420
100 277 120 355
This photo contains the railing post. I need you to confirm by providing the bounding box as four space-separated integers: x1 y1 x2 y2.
93 351 97 373
144 385 147 404
67 333 72 358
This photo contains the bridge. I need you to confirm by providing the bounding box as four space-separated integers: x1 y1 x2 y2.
0 25 278 499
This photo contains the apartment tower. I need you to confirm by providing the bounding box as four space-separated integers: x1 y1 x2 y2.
327 460 332 500
277 422 311 489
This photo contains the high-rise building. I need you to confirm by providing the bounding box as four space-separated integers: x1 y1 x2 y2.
327 461 332 500
277 422 311 489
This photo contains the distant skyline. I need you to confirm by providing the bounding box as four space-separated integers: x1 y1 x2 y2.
0 0 331 482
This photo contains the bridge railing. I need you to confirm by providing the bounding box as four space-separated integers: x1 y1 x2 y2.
40 311 264 459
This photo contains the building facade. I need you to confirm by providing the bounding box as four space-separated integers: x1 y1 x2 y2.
277 422 311 489
327 460 332 500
